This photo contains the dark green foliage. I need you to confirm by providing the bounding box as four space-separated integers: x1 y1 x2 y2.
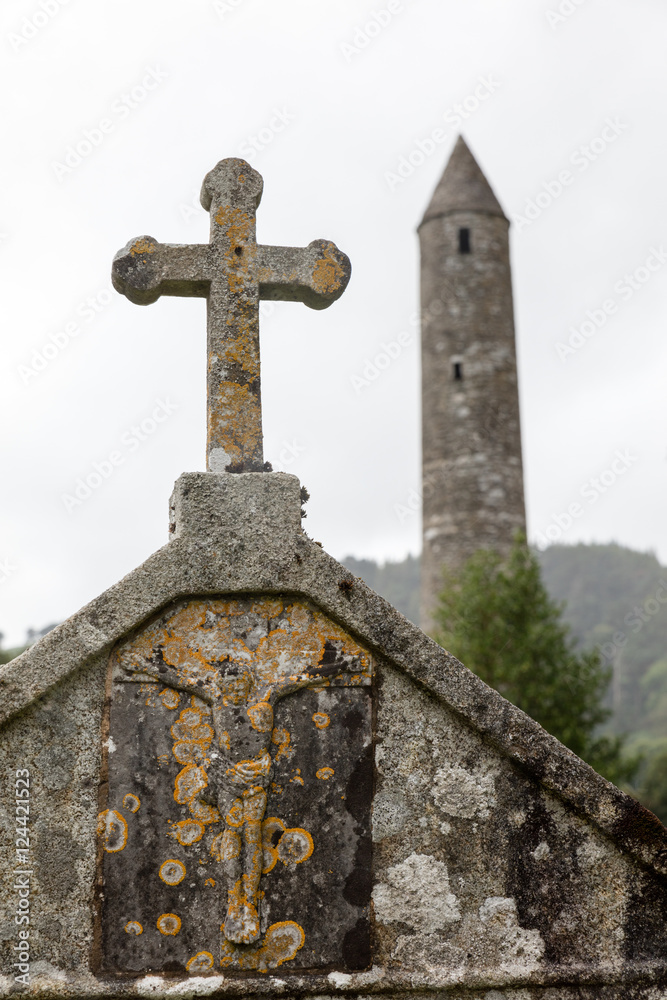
432 537 638 787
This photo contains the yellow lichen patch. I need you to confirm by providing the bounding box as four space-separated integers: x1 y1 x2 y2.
172 741 208 765
189 799 220 825
167 603 207 635
204 878 216 889
219 729 231 752
247 700 273 732
261 817 285 873
124 921 143 935
277 828 313 867
312 242 345 296
226 753 271 789
122 793 141 813
208 383 262 470
171 708 214 745
312 712 330 729
225 801 244 828
210 829 241 862
97 810 128 853
159 688 180 710
130 238 156 256
159 859 186 885
316 767 335 781
220 920 305 972
226 329 260 378
252 599 282 618
174 764 208 805
170 819 204 846
221 672 252 707
186 951 214 972
157 913 182 936
290 768 304 786
271 726 291 762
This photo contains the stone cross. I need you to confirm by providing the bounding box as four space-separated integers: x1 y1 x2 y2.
112 158 351 473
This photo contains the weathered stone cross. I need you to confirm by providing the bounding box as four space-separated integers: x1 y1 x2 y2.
112 158 351 473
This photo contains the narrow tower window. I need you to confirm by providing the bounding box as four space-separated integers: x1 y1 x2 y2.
453 361 463 382
458 227 471 253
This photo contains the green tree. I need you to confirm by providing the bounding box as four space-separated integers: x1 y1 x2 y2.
0 632 27 665
433 536 638 786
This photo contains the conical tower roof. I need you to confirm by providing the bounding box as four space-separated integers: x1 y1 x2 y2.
420 135 507 225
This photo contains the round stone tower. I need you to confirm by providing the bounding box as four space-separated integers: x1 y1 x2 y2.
419 136 526 632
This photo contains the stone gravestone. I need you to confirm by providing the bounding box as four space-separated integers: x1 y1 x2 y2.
1 158 666 999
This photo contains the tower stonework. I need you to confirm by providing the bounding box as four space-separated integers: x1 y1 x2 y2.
419 136 526 632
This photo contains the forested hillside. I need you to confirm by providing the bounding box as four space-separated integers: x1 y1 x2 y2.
343 542 667 819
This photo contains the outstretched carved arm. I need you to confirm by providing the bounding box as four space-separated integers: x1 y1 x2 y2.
120 657 216 706
269 642 363 703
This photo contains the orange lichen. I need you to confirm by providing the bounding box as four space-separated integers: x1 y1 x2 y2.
210 829 241 862
189 799 220 825
204 878 216 889
208 383 262 470
124 921 143 935
290 768 305 786
159 688 180 710
157 913 181 936
97 810 128 853
122 793 141 813
271 726 291 761
312 242 345 295
312 712 330 729
277 828 314 867
130 238 156 256
174 764 208 805
219 920 305 972
247 700 274 732
316 767 335 780
159 859 186 885
170 819 204 846
186 951 214 972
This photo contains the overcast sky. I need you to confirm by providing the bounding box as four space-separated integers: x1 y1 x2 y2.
1 0 666 645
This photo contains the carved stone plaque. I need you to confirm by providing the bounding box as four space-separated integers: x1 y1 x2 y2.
96 597 373 975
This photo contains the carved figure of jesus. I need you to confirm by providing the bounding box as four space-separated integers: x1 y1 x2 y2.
121 635 362 945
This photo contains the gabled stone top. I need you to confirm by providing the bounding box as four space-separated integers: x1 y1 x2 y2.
420 135 507 226
1 472 665 880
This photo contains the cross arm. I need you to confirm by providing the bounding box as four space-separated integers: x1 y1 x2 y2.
256 239 351 310
112 236 211 305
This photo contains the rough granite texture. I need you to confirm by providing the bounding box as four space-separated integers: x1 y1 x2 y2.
0 472 665 998
419 138 526 632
